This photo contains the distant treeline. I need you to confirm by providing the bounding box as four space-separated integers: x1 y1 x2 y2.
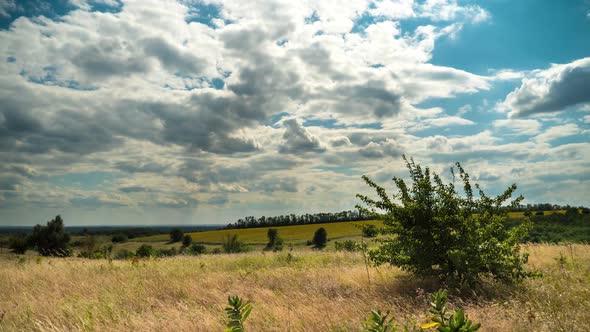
511 203 589 213
508 211 590 243
225 203 590 230
225 210 372 229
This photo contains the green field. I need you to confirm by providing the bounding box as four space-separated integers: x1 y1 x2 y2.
132 219 383 245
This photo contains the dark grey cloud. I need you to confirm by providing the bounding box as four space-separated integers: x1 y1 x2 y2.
143 37 205 75
118 186 154 193
72 40 151 79
207 195 228 205
330 136 352 147
114 160 170 174
251 177 298 193
506 58 590 117
0 176 21 191
298 43 350 80
278 119 325 154
358 140 403 159
331 80 402 118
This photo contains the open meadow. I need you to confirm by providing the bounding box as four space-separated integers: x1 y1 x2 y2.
1 243 589 332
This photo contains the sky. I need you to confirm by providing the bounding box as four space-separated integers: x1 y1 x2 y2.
0 0 589 226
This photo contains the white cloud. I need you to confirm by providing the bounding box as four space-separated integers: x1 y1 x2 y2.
500 57 590 117
493 119 541 136
533 124 581 143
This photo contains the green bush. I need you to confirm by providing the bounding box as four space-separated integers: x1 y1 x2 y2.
357 156 531 286
29 215 71 257
156 247 177 257
9 235 29 254
222 234 248 253
111 234 128 243
136 244 155 258
362 290 480 331
187 243 207 255
113 248 134 259
182 234 193 248
334 240 365 252
362 224 379 238
264 228 284 252
170 228 184 242
311 227 327 249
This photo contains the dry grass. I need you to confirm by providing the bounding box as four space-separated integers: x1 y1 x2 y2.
1 244 589 332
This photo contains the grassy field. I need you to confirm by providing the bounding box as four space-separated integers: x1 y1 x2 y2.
132 220 384 245
0 243 588 331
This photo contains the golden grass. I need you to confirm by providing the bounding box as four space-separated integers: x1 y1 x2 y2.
132 220 384 245
1 244 589 332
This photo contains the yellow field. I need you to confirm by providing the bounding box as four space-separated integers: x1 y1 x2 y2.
132 220 383 245
1 244 588 331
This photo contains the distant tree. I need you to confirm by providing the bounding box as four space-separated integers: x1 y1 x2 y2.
136 244 154 258
29 215 71 257
265 228 283 251
111 234 128 243
182 234 193 247
9 235 29 254
312 227 327 249
170 228 184 242
524 210 532 217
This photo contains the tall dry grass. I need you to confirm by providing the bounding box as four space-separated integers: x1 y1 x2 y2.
0 244 589 331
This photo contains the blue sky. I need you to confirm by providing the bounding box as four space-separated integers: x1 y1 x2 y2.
0 0 589 225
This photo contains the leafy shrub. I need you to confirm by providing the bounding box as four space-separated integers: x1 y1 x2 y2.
111 234 128 243
222 234 248 253
156 247 177 257
170 228 184 242
136 244 155 258
113 248 134 259
182 234 193 247
225 295 252 332
9 235 29 254
362 310 396 332
264 228 284 252
312 227 327 249
29 215 72 257
535 211 544 216
187 243 207 255
334 240 366 252
362 290 480 331
357 156 531 286
362 224 379 238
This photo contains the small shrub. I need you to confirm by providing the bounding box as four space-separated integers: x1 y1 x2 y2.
136 244 155 258
362 310 397 332
111 234 128 243
156 247 177 257
334 240 365 252
29 215 71 257
222 234 247 253
312 227 327 249
357 156 531 286
225 295 252 332
170 228 184 242
362 224 378 238
187 243 207 255
182 234 193 247
9 235 29 254
265 228 284 252
535 211 544 216
114 249 134 260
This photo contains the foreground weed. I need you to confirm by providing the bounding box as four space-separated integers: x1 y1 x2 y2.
225 295 252 332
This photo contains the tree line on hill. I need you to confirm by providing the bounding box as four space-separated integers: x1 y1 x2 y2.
225 203 590 230
225 210 373 229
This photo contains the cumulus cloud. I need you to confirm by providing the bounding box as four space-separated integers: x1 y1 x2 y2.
501 58 590 117
279 119 325 154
